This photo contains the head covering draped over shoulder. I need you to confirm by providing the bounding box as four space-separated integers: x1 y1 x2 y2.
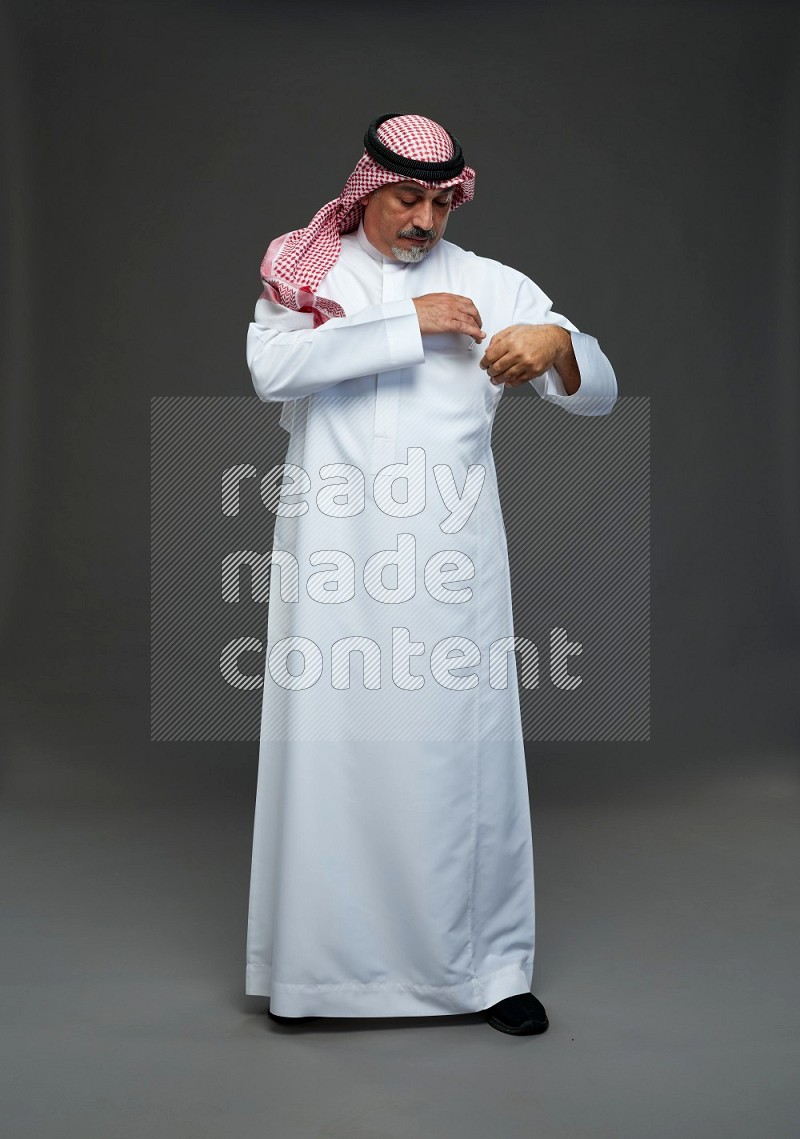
258 113 476 326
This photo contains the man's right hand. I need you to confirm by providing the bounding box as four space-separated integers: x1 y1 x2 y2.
411 293 486 343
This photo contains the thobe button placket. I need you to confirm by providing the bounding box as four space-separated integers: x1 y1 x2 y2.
371 258 407 475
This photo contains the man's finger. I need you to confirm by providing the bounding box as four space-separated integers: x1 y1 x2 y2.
479 340 499 368
479 347 500 369
458 302 483 331
486 352 516 381
499 364 530 386
480 334 513 364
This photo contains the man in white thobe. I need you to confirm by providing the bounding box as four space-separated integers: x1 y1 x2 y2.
245 113 617 1035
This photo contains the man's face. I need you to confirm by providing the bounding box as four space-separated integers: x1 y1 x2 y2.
360 181 453 263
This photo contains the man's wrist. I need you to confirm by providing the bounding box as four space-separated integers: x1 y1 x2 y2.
551 326 572 361
551 329 581 395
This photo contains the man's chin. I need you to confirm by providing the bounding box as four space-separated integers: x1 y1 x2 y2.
391 244 431 263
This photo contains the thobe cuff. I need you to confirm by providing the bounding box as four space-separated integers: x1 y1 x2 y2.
529 330 618 416
383 297 426 369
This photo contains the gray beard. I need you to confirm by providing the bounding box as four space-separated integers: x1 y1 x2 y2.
390 243 431 263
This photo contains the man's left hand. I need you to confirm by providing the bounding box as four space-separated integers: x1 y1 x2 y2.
479 324 579 393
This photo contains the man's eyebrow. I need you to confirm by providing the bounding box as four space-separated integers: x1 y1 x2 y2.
395 183 454 196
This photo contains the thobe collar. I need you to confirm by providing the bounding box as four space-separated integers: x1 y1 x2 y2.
355 217 407 267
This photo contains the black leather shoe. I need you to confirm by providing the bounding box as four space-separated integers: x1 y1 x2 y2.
484 992 549 1035
267 1007 321 1024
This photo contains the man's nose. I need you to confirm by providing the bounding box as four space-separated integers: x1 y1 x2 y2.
412 202 435 232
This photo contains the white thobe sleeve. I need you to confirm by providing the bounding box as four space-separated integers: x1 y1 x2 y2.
246 296 426 402
511 276 618 416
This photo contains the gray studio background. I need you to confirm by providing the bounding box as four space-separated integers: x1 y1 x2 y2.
1 2 798 1137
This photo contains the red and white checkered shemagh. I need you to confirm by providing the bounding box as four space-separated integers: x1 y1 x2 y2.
257 114 476 326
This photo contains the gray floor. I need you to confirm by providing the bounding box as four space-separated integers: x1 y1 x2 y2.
1 688 797 1139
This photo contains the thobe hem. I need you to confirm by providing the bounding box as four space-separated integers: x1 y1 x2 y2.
245 956 534 1018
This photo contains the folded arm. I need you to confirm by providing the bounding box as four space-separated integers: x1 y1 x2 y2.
246 296 426 402
511 275 618 417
